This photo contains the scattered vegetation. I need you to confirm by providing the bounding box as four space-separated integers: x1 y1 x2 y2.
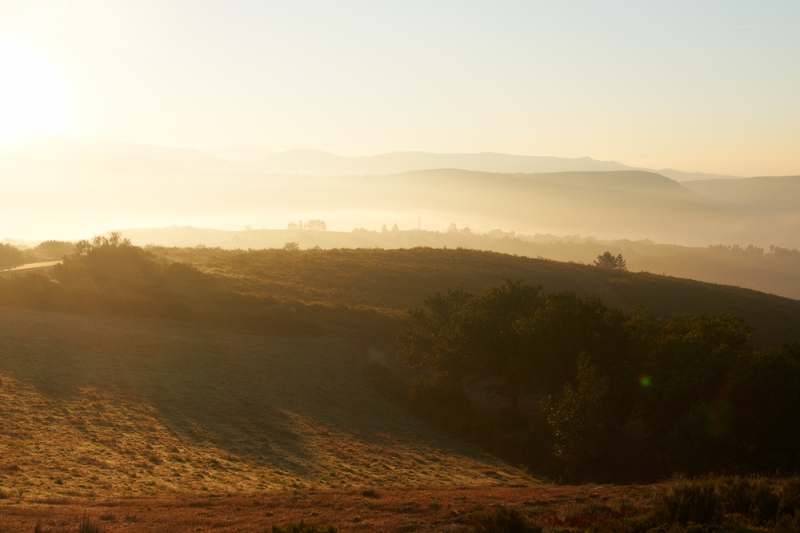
471 505 542 533
2 477 800 531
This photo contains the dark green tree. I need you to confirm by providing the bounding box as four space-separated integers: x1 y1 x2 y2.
455 280 544 414
541 352 611 468
397 287 474 383
398 280 544 415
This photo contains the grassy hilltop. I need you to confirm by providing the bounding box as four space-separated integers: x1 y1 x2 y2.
2 242 800 345
158 245 800 347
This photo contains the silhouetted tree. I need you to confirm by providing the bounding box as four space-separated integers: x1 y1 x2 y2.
283 242 300 251
307 219 327 231
594 251 627 270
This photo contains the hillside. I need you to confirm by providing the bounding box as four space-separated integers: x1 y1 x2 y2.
683 175 800 213
0 307 527 499
2 244 799 347
157 246 800 347
2 243 800 528
125 225 800 301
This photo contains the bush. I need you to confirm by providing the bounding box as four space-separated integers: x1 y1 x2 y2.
471 505 541 533
34 518 53 533
78 512 103 533
773 510 800 533
780 478 800 516
270 521 338 533
717 477 779 525
653 482 719 526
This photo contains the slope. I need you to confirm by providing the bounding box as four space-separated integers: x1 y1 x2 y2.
0 307 528 499
160 247 800 347
682 175 800 213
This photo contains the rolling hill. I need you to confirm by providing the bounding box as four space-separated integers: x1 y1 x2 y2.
0 307 527 499
683 175 800 214
155 246 800 347
1 243 800 518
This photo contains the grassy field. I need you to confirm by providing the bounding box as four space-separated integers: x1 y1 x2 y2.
0 307 528 501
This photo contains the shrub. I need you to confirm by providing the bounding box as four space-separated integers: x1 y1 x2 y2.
653 481 719 526
78 512 103 533
270 521 338 533
717 477 779 525
471 505 541 533
779 478 800 516
34 518 53 533
774 510 800 533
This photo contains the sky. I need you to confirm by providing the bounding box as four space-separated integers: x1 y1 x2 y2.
1 0 799 176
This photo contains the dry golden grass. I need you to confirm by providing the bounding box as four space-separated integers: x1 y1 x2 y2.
0 308 530 501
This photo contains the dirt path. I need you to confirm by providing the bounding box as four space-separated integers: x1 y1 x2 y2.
0 260 61 275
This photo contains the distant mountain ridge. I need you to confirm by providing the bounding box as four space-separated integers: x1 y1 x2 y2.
251 149 743 182
4 135 799 249
253 149 632 176
0 135 744 180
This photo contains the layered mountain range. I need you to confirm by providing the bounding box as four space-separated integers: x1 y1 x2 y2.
1 135 798 248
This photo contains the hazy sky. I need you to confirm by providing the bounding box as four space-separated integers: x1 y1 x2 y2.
1 1 799 176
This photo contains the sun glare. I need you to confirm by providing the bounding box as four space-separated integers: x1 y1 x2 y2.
0 42 67 141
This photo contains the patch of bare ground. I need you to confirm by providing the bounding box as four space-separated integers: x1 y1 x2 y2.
0 308 529 501
0 485 660 532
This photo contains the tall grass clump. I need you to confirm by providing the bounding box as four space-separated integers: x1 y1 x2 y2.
471 505 542 533
78 512 103 533
717 477 780 525
270 521 338 533
779 478 800 516
33 518 53 533
653 481 719 526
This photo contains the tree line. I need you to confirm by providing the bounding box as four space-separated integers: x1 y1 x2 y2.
396 280 800 481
